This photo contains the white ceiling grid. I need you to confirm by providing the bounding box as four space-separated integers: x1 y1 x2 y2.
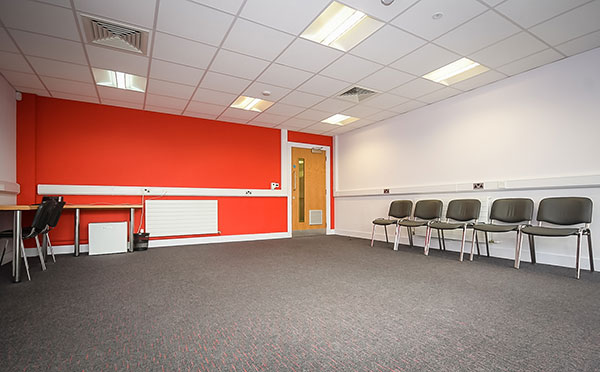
0 0 598 135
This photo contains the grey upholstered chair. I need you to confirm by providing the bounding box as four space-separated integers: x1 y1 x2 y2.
520 197 594 279
396 199 443 251
472 198 534 265
371 200 413 248
427 199 481 261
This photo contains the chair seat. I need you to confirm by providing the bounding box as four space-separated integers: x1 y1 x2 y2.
430 221 465 230
473 223 519 233
0 227 36 239
522 226 580 237
372 218 397 226
397 219 429 228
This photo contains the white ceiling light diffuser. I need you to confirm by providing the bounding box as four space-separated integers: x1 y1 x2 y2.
301 2 383 52
230 96 273 112
92 68 146 92
322 114 359 126
422 58 489 86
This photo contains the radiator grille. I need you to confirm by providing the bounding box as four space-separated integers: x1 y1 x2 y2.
145 200 218 237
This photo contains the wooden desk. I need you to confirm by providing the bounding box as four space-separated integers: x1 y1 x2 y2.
0 204 142 283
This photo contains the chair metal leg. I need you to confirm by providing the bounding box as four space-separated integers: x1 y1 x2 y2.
528 235 536 264
484 232 490 257
0 240 6 268
47 234 56 263
437 230 442 250
424 227 432 256
408 227 414 247
576 232 582 279
370 225 375 247
475 232 481 256
393 224 400 251
469 229 476 261
514 230 522 269
35 236 47 271
441 230 447 251
459 227 466 262
20 239 31 281
587 231 594 272
384 225 389 243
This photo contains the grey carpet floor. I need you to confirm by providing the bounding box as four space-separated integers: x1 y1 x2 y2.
1 235 599 372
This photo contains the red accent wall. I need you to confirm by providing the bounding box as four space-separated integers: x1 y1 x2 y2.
16 94 299 245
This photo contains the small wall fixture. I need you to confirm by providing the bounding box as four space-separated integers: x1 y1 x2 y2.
381 0 395 5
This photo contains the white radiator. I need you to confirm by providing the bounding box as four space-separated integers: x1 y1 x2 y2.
145 200 218 237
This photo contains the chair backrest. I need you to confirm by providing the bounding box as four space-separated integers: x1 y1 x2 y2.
413 199 443 220
47 201 66 229
537 197 593 225
388 200 413 219
490 198 534 223
42 195 64 202
29 199 57 236
446 199 481 222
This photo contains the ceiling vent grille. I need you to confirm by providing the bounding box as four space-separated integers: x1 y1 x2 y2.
338 86 378 103
81 15 149 55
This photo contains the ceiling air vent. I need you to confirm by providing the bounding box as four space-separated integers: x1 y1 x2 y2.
81 15 149 55
338 86 378 103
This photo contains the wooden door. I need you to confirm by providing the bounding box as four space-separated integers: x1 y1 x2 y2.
292 147 326 233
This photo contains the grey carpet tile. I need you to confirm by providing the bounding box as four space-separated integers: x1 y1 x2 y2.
0 235 599 371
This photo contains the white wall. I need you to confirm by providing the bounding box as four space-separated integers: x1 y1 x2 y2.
335 47 600 270
0 74 17 265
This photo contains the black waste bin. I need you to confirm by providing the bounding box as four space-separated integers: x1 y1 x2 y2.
133 233 150 251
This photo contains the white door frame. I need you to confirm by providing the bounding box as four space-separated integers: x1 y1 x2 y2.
286 141 332 235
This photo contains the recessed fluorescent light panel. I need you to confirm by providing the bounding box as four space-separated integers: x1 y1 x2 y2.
422 58 489 86
301 1 383 52
322 114 359 126
92 68 146 92
230 96 273 112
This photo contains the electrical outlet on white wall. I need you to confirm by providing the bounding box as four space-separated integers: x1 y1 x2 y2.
271 182 279 189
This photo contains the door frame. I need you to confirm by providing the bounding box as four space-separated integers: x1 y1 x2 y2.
287 141 332 236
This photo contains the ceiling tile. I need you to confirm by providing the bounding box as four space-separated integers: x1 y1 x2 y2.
240 0 329 35
312 98 355 113
253 112 288 125
301 126 329 135
0 70 44 90
327 125 355 135
147 79 196 99
365 110 398 121
102 99 143 110
529 1 600 46
14 86 50 96
391 43 460 76
183 111 219 120
417 86 461 103
0 0 80 41
145 94 188 110
0 51 33 73
556 30 600 57
51 92 99 103
152 32 217 69
339 0 419 22
218 115 250 124
41 76 97 97
0 28 18 53
145 105 183 115
210 49 270 80
243 82 290 101
321 54 382 83
276 38 343 73
346 118 375 129
188 0 244 15
279 91 325 107
497 48 563 76
303 122 339 133
97 86 144 103
451 70 506 91
186 101 227 115
390 78 444 99
192 87 237 105
389 99 426 114
264 102 305 116
496 0 590 28
223 18 294 60
470 32 547 69
37 0 72 7
29 57 92 82
362 93 408 110
295 108 331 121
199 71 251 94
257 63 313 89
157 0 233 46
340 104 380 118
349 25 426 65
74 0 157 28
11 30 87 65
357 67 413 92
150 59 205 87
220 107 259 120
248 121 279 128
478 0 504 6
434 10 520 55
86 45 148 76
279 117 314 129
297 74 350 97
392 0 487 41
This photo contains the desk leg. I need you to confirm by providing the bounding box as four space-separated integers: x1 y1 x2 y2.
129 208 134 252
74 208 80 256
13 210 21 283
